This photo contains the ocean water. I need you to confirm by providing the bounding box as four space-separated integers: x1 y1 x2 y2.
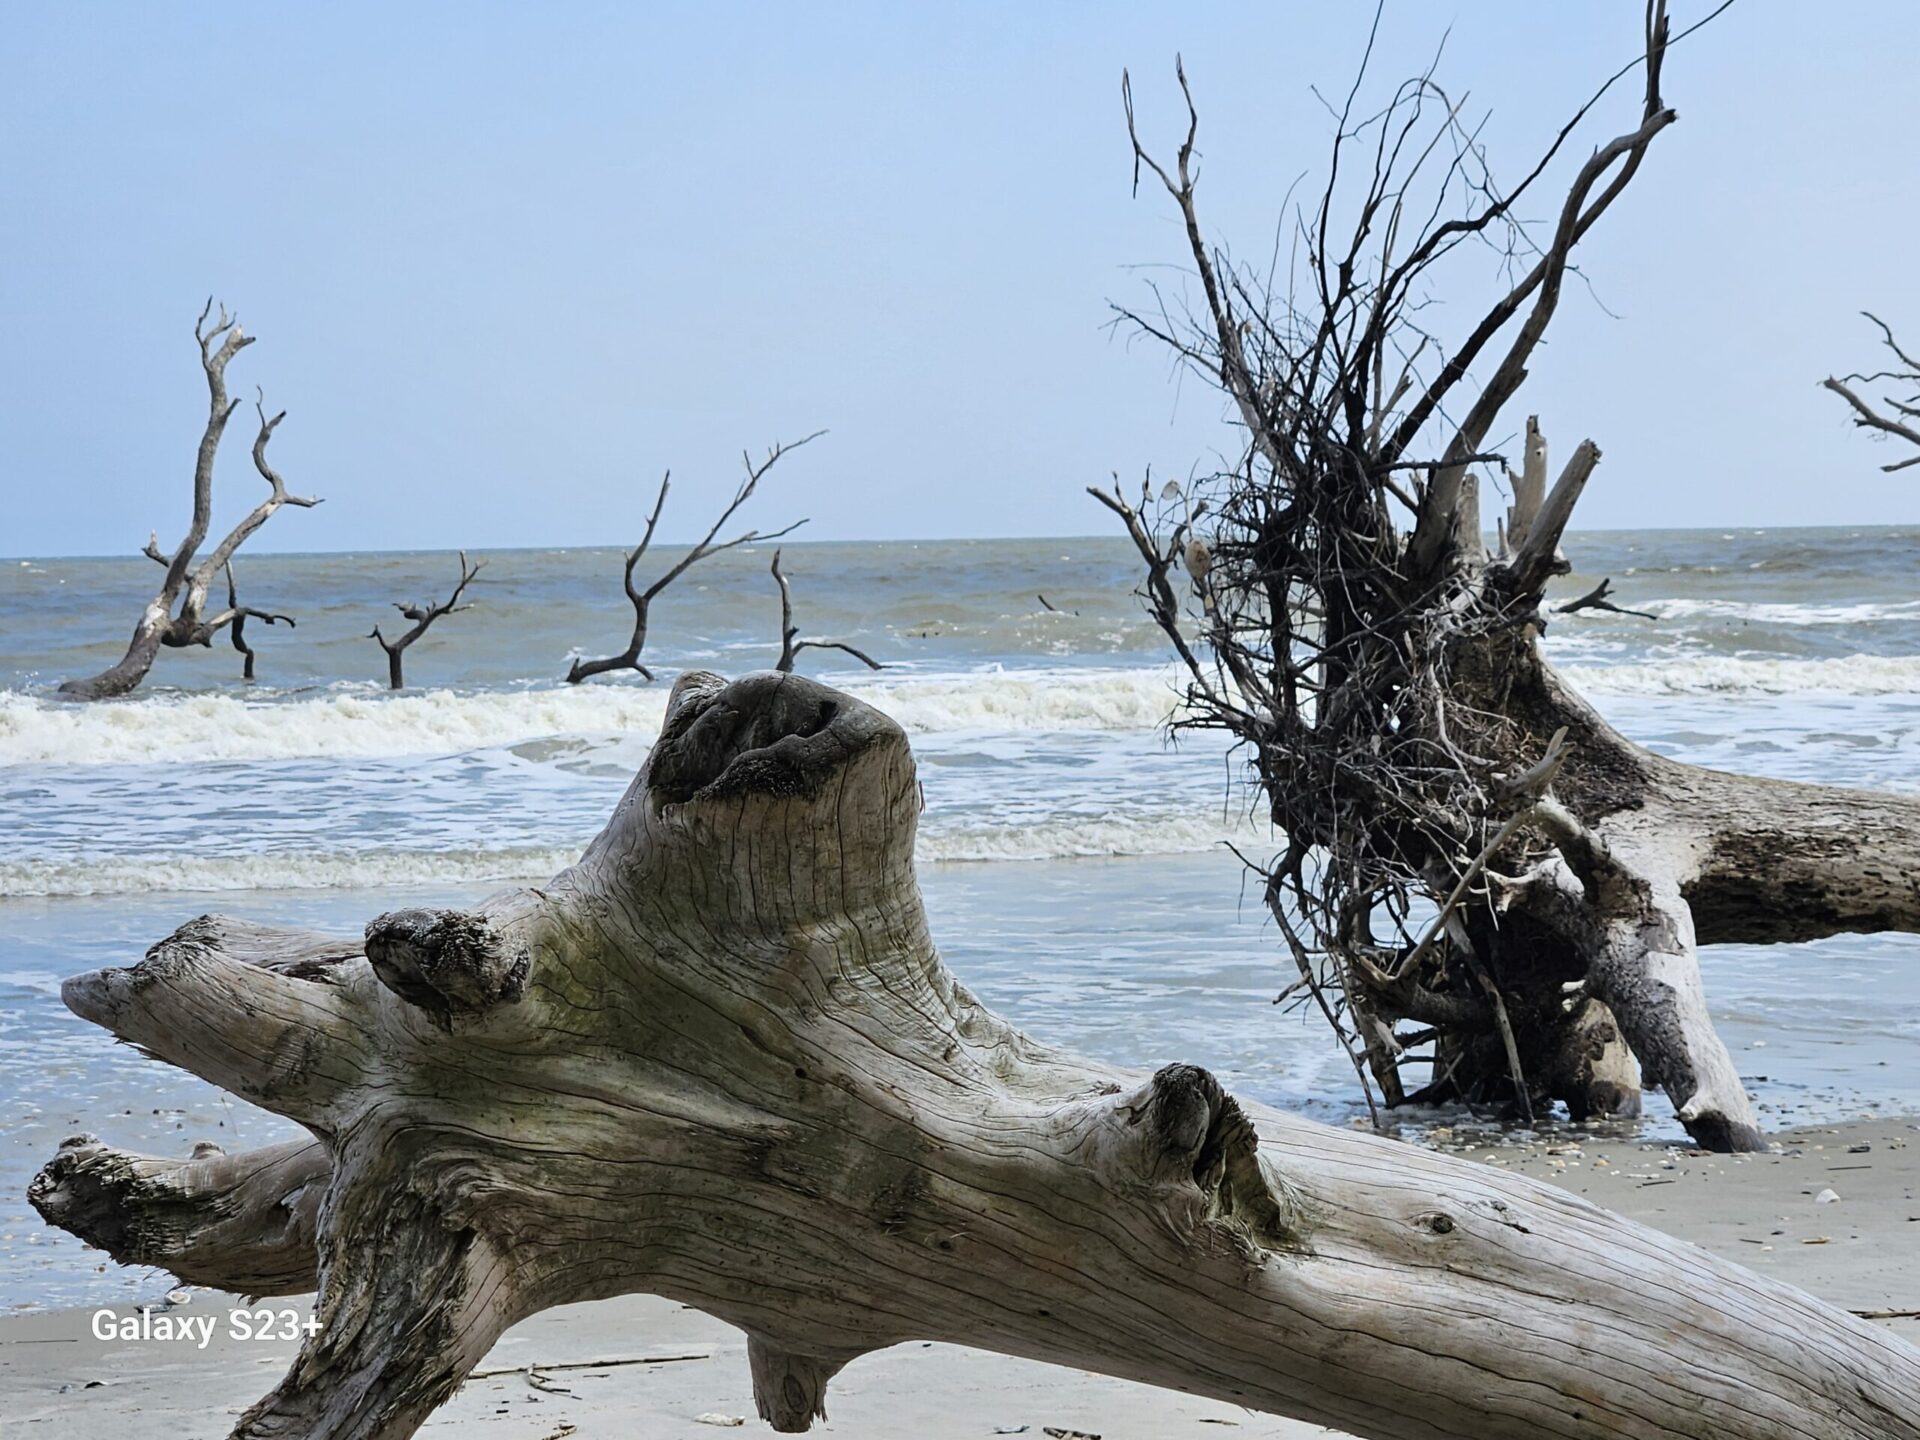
3 528 1920 1308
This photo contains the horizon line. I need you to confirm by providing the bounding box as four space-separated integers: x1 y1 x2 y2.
7 520 1918 565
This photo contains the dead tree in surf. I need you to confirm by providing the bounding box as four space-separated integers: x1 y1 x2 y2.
368 552 483 690
58 301 320 699
1095 2 1920 1152
565 436 815 684
771 548 883 674
223 561 293 682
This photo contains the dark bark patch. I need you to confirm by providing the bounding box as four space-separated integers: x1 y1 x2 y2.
647 672 897 805
869 1169 932 1238
364 909 530 1019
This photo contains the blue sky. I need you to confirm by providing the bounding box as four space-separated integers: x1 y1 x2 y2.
3 3 1916 555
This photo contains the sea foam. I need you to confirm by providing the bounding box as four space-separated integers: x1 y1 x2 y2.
1562 653 1920 697
8 653 1920 768
0 667 1191 767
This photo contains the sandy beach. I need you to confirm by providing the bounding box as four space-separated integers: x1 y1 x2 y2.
7 1115 1915 1439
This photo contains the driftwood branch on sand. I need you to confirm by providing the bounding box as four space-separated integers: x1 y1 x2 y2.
32 672 1920 1440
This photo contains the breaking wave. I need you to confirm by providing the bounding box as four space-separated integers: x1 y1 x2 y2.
920 812 1269 863
0 846 586 898
0 667 1191 767
10 651 1920 770
1562 653 1920 697
1624 598 1920 626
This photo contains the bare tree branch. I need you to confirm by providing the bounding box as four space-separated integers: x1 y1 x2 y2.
223 561 294 682
1823 312 1920 470
771 548 883 674
1499 439 1601 595
1556 577 1657 622
1405 4 1675 576
567 436 820 685
370 552 483 690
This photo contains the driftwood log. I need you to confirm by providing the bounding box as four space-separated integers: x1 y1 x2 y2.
1556 577 1657 621
33 672 1920 1440
59 301 319 700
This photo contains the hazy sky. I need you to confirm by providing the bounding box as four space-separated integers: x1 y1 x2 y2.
4 3 1916 556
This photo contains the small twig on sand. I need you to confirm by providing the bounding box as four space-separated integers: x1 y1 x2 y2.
468 1352 711 1379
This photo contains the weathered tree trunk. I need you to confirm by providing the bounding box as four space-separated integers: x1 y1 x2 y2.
1422 635 1920 1151
59 302 318 699
31 1134 325 1298
74 603 174 700
36 673 1920 1440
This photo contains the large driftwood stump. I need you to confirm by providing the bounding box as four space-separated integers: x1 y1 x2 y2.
34 673 1920 1440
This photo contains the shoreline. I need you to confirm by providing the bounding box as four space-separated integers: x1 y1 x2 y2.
7 1116 1916 1438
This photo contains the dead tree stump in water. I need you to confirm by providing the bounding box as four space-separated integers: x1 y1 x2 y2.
1095 4 1920 1151
770 548 882 673
224 561 294 682
368 552 482 690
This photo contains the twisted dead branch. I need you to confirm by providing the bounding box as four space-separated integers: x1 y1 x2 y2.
566 436 816 684
58 303 320 699
369 552 483 690
771 548 882 674
1823 311 1920 470
1557 578 1657 621
224 562 294 682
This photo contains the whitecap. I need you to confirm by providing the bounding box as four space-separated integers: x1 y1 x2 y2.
1563 654 1920 697
0 667 1202 768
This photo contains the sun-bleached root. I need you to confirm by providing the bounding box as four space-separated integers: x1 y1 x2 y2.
28 1135 325 1297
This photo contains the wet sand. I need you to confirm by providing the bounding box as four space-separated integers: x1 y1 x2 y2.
5 1117 1917 1439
